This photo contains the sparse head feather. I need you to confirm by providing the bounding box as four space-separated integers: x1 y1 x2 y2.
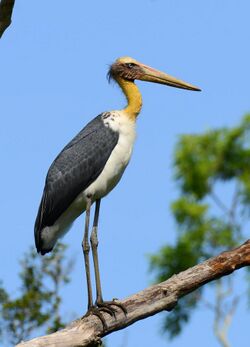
107 56 144 83
115 56 139 64
107 56 201 91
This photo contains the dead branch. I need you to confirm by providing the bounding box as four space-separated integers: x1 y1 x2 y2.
16 240 250 347
0 0 15 38
214 279 240 347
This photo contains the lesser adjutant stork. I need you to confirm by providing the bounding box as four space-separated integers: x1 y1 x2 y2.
35 56 200 325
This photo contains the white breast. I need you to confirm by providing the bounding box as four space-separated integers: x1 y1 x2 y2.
40 111 136 250
85 111 136 198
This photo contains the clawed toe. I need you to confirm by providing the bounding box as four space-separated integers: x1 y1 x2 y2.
98 300 127 316
83 300 127 331
83 307 109 330
96 302 117 318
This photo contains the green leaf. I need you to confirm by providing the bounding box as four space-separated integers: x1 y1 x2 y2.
150 114 250 339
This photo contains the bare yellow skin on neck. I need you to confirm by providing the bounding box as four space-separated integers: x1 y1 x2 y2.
116 77 142 121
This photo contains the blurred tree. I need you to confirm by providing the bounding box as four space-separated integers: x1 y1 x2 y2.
0 242 74 346
150 114 250 347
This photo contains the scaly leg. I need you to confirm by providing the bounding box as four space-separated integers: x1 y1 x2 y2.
90 199 127 319
82 198 115 329
90 199 104 303
81 195 93 309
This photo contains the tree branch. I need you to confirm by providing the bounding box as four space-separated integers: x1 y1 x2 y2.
17 240 250 347
0 0 15 38
210 191 230 215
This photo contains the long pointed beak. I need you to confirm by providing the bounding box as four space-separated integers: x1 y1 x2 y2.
139 63 201 91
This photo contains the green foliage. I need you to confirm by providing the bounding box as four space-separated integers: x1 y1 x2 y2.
150 114 250 340
0 282 8 340
41 243 74 334
175 114 250 199
0 242 73 345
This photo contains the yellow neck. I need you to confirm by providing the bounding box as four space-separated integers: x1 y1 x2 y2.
116 77 142 121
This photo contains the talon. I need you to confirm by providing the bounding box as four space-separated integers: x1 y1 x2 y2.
112 301 127 315
83 307 108 331
97 300 127 316
97 305 116 318
82 300 127 332
113 301 127 315
92 310 108 330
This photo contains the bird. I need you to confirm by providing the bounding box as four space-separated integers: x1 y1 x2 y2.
34 56 200 324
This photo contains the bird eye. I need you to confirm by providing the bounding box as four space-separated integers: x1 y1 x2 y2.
126 63 136 69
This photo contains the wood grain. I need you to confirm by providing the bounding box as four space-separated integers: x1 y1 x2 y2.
17 240 250 347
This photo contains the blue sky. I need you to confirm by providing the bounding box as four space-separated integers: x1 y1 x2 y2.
0 0 250 346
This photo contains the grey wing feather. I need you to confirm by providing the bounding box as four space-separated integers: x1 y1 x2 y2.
34 114 119 251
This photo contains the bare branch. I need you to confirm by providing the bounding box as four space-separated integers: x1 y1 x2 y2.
16 240 250 347
214 280 230 347
229 184 239 223
0 0 15 38
200 295 215 311
214 279 239 347
222 297 239 340
210 191 230 215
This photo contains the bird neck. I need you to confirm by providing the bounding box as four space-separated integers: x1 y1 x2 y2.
116 77 142 121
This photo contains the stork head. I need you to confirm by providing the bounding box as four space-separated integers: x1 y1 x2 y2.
108 56 201 91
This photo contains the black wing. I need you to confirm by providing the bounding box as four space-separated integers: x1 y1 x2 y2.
35 113 119 250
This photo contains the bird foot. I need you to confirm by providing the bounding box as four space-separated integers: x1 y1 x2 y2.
97 299 127 316
83 299 127 331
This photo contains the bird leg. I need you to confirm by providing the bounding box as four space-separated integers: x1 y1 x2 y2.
90 199 127 319
90 199 103 303
83 197 127 330
82 195 93 309
82 198 111 329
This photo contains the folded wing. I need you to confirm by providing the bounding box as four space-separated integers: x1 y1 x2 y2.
34 113 119 250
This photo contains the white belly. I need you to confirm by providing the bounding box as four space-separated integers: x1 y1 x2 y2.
40 111 136 250
85 126 135 198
